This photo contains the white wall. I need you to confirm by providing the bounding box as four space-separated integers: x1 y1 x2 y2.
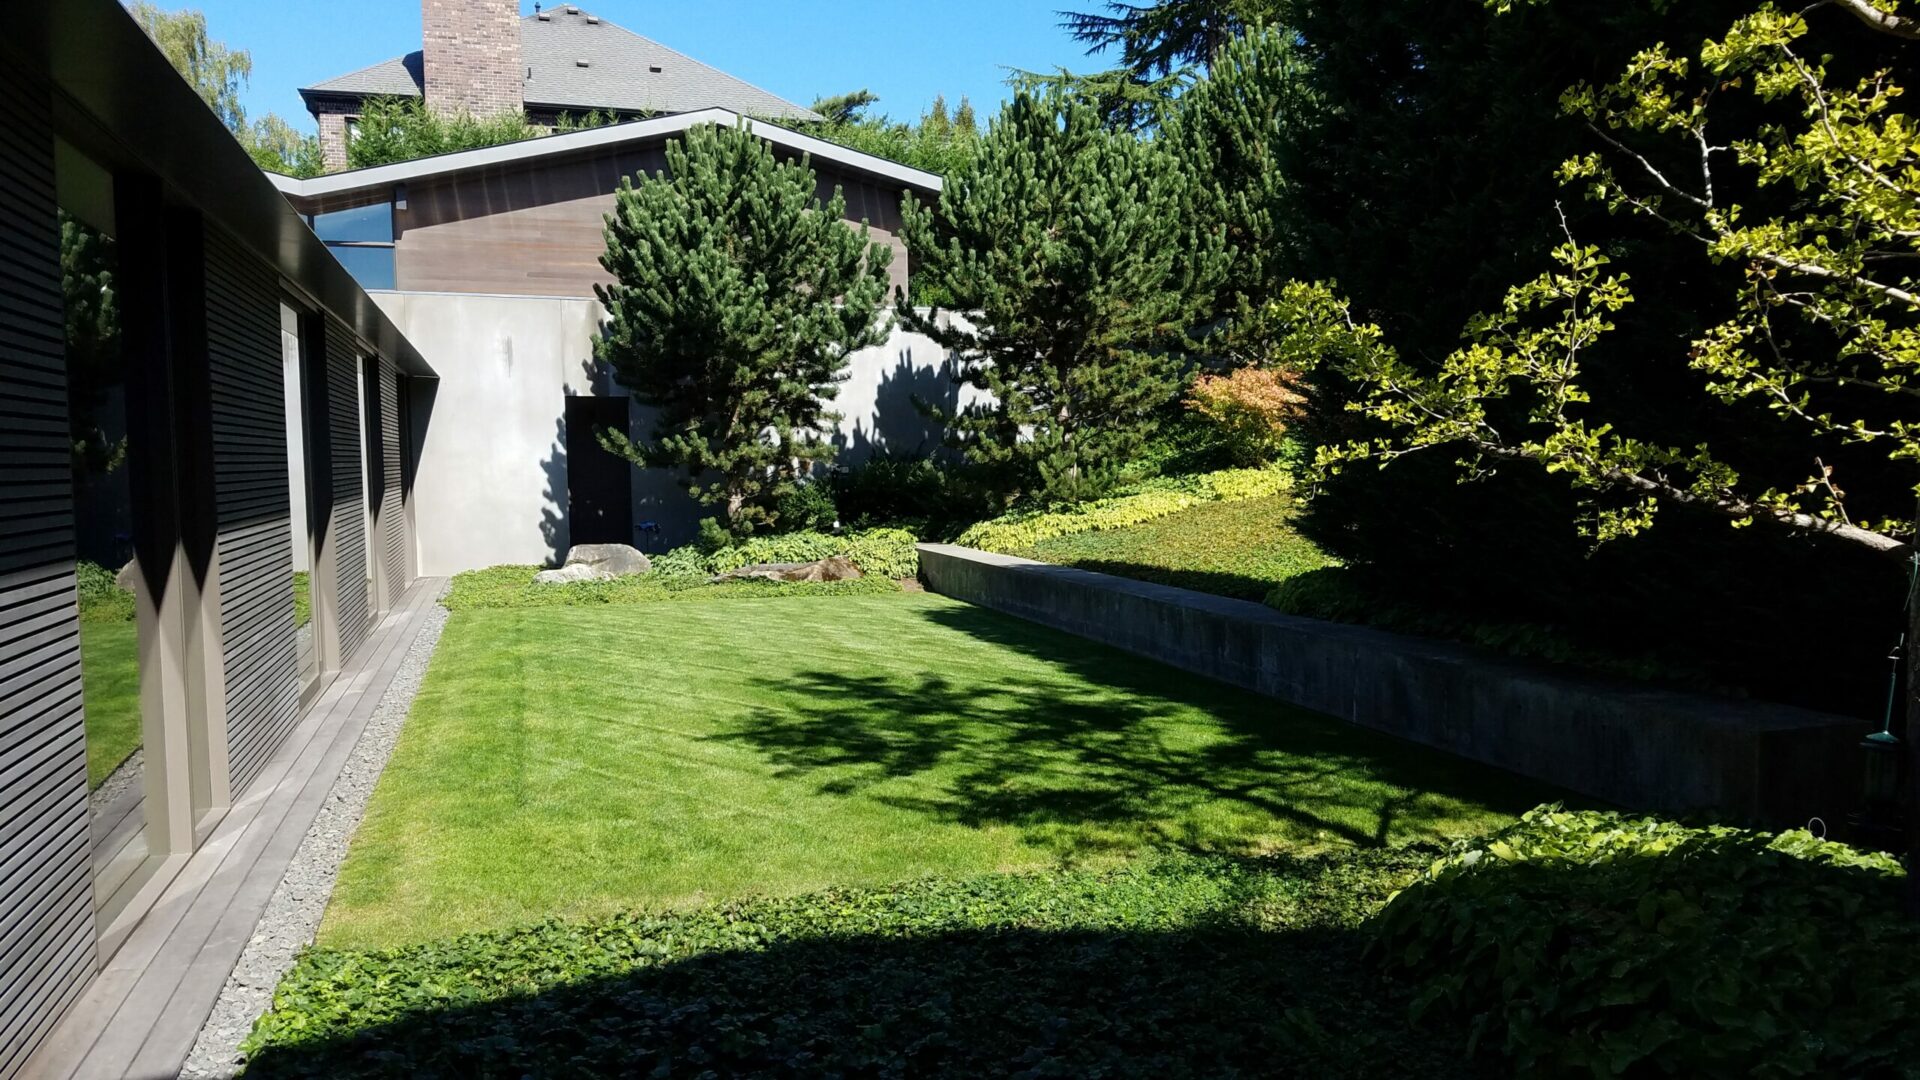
279 304 309 570
379 292 984 576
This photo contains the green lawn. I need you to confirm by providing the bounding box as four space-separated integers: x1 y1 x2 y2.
80 621 141 789
322 591 1546 949
1013 493 1330 600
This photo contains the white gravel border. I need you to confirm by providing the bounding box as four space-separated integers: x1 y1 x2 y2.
180 599 450 1079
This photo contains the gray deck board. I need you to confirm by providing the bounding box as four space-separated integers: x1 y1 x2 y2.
23 580 446 1080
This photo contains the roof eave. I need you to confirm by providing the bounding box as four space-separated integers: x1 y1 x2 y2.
276 108 943 201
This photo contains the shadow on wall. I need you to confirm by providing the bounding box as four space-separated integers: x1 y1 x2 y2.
239 922 1473 1078
539 413 568 566
835 349 965 464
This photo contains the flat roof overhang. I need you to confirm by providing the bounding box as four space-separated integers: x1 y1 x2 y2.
8 0 435 378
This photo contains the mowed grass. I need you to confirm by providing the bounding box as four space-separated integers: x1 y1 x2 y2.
1014 494 1331 601
321 592 1546 949
81 621 141 789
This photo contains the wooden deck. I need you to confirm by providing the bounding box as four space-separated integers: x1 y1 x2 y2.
23 578 447 1080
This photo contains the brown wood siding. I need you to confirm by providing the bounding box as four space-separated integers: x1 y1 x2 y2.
204 225 302 797
393 147 910 299
0 64 97 1080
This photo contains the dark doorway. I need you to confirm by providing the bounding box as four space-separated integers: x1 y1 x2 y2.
564 395 633 546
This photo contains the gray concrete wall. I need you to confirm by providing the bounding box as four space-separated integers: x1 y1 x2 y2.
381 291 985 574
917 544 1868 827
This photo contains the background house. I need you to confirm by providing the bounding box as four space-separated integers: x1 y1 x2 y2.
299 0 821 171
273 109 982 574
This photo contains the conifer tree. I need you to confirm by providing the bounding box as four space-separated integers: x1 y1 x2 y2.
595 122 893 535
900 89 1227 503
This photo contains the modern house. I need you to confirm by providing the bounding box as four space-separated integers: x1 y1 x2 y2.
300 0 821 171
271 106 970 574
2 3 442 1075
2 2 965 1069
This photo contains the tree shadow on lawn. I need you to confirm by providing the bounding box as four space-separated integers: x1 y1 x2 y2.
242 923 1482 1079
714 603 1556 860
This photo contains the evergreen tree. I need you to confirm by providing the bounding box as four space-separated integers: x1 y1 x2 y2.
594 122 893 535
900 89 1227 504
1165 26 1303 330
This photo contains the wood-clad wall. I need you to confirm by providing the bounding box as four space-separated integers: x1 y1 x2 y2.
322 319 371 659
204 225 302 797
392 147 911 299
0 63 96 1080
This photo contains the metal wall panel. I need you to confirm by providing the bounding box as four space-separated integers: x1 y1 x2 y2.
323 318 370 658
204 226 300 797
377 361 407 600
0 66 97 1080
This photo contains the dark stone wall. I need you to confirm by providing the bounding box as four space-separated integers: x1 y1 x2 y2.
918 544 1866 827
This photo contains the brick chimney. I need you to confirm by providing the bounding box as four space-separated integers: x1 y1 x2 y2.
421 0 524 117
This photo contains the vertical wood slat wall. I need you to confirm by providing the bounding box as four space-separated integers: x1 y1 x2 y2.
0 66 97 1080
323 318 370 658
377 361 406 604
204 227 301 797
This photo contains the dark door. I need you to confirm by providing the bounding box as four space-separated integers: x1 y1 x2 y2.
564 395 633 546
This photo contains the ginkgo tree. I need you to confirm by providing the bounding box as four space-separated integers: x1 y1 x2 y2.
1286 0 1920 881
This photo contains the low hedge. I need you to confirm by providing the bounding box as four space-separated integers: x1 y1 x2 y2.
957 466 1291 553
1373 808 1920 1077
243 809 1920 1077
241 849 1467 1078
443 566 902 611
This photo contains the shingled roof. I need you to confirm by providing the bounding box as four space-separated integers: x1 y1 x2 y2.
299 6 820 121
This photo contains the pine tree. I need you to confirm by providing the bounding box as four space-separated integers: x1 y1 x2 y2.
1165 27 1303 324
595 121 893 535
900 89 1227 504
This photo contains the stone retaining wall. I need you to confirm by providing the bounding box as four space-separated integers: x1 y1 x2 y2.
917 543 1866 826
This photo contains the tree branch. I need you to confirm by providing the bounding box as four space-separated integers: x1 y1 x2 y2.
1824 0 1920 40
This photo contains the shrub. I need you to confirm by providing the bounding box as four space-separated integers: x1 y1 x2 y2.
773 479 839 533
956 466 1289 553
75 560 134 624
829 453 996 537
1186 367 1305 466
1372 808 1920 1077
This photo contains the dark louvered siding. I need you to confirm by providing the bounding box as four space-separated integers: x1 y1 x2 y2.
323 318 369 658
0 68 96 1080
204 226 300 797
378 361 406 598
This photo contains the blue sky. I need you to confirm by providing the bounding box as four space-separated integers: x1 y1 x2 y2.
193 1 1095 132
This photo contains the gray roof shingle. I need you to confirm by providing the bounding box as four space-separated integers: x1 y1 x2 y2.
301 7 819 121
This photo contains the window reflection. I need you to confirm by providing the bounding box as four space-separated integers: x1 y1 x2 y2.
60 205 149 890
283 304 319 691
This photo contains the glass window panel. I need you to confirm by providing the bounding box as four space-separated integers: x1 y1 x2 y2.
327 243 396 290
312 202 392 244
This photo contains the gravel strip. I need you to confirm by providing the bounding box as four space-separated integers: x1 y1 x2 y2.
180 599 450 1079
90 748 143 821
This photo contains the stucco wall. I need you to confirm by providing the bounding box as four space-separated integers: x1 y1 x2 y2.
380 291 985 574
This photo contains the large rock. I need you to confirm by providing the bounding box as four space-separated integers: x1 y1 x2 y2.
564 544 651 577
716 556 862 584
533 563 606 586
116 558 139 592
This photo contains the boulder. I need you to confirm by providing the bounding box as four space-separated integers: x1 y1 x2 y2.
564 543 651 577
533 563 604 585
115 558 139 592
716 556 862 584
